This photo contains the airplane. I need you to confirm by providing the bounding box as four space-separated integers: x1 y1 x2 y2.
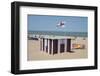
57 21 66 28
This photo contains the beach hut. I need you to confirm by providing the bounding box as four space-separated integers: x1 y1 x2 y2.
40 37 73 55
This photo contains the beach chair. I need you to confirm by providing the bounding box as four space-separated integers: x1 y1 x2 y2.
72 44 85 49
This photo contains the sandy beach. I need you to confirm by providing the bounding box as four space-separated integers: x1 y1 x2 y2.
27 38 88 61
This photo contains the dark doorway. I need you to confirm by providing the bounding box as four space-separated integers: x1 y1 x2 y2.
60 39 65 53
43 38 44 51
49 39 52 54
60 44 65 53
67 39 71 52
46 39 48 53
53 39 58 54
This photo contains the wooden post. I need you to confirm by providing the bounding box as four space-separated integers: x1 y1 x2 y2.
65 39 67 52
51 39 53 54
47 39 50 54
40 38 42 51
58 39 60 54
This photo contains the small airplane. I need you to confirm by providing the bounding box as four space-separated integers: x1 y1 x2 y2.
57 21 66 28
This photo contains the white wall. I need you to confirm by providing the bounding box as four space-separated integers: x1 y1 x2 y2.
0 0 99 76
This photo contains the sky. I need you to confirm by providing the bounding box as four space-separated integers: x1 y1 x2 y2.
28 15 88 32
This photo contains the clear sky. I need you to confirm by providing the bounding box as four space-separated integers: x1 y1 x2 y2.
28 15 88 32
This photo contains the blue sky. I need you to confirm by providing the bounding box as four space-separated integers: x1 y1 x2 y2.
28 15 88 32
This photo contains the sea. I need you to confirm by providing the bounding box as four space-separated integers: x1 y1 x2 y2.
28 31 87 37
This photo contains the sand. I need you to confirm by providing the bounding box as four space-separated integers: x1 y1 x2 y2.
27 38 88 61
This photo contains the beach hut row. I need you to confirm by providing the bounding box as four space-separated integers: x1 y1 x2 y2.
40 38 73 55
